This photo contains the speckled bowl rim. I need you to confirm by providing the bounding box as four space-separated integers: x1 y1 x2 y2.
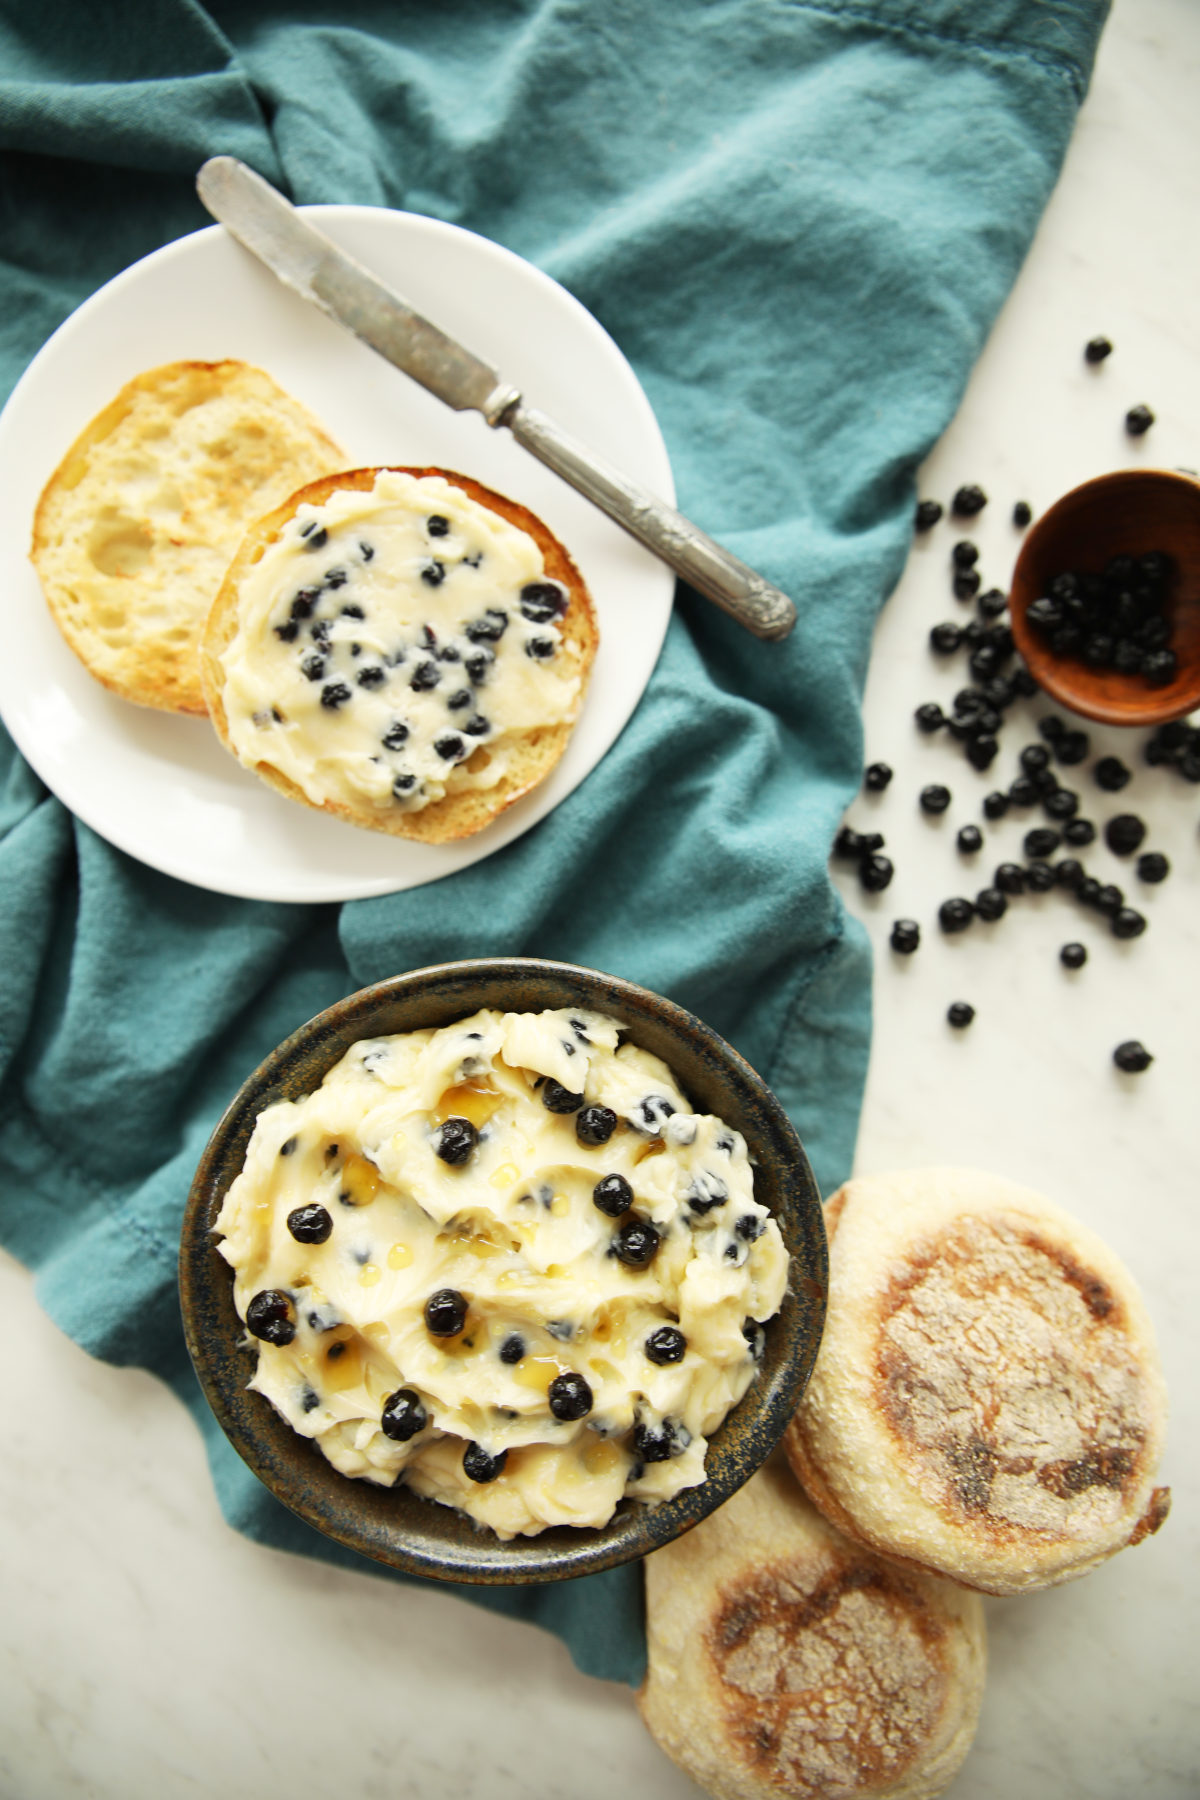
180 957 827 1585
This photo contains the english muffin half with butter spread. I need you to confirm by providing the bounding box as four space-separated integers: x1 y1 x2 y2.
200 466 597 843
785 1167 1170 1596
31 360 345 713
639 1455 986 1800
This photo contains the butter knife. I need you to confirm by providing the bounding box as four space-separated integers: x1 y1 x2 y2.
195 156 796 641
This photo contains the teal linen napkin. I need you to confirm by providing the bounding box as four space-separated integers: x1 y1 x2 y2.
0 0 1107 1685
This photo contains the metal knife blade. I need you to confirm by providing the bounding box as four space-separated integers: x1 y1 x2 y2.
196 156 796 640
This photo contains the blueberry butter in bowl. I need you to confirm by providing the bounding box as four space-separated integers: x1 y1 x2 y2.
180 958 827 1583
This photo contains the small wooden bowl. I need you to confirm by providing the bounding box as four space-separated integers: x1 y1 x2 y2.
1009 469 1200 726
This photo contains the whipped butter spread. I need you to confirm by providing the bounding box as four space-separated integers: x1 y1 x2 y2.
219 472 580 815
215 1008 789 1539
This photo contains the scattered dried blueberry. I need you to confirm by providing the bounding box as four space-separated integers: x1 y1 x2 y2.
424 1289 468 1337
1105 813 1146 856
463 1442 507 1483
246 1290 296 1346
381 1388 427 1441
864 761 893 792
356 664 386 688
1055 730 1090 765
966 736 999 771
1024 826 1061 859
915 499 943 530
1125 404 1155 436
426 514 450 537
954 569 981 601
320 681 352 709
1098 756 1134 797
301 525 328 551
300 652 327 682
548 1372 593 1421
645 1327 687 1366
1019 743 1050 774
978 588 1008 619
915 702 946 733
952 541 980 570
593 1174 633 1217
860 853 894 892
1095 883 1124 916
983 791 1010 821
1008 775 1038 807
466 610 508 643
525 635 556 659
576 1105 617 1147
1085 336 1113 363
975 887 1007 922
1112 907 1147 940
519 581 568 623
1013 501 1033 527
920 784 952 816
287 1204 333 1244
939 897 974 933
995 863 1025 895
433 1116 478 1165
947 1001 975 1028
410 659 441 692
890 919 920 954
538 1080 582 1116
1136 851 1169 883
1113 1040 1153 1073
957 824 983 854
1060 942 1087 969
1043 787 1080 820
930 622 963 654
1055 858 1086 891
420 559 447 587
499 1334 525 1364
1025 860 1055 893
952 485 988 517
614 1217 660 1268
434 732 467 761
1063 817 1096 847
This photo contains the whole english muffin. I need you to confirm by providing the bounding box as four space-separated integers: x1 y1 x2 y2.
31 360 345 714
785 1168 1171 1596
639 1455 986 1800
200 466 598 843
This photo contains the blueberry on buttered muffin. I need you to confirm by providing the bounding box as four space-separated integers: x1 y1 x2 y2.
213 1007 788 1540
200 467 598 843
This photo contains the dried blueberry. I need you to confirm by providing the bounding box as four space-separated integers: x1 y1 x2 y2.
300 652 327 682
643 1325 689 1369
1063 817 1096 847
320 681 351 709
966 736 999 771
287 1204 333 1245
930 622 963 654
519 581 568 623
978 588 1008 619
1025 860 1055 893
464 648 494 684
433 1116 477 1165
915 499 943 530
576 1105 617 1147
1125 404 1155 436
1136 851 1169 883
410 660 440 692
593 1174 633 1217
1112 907 1147 939
975 887 1007 922
543 1080 584 1114
1105 813 1146 856
427 514 450 537
462 1442 507 1483
890 919 920 955
939 897 974 933
954 568 981 600
952 541 979 570
1024 827 1061 859
1013 501 1032 527
1043 787 1080 820
381 1387 427 1441
952 485 988 517
466 611 508 643
1142 648 1177 687
246 1289 295 1346
499 1334 525 1364
947 1001 975 1029
548 1372 593 1421
464 714 490 736
1055 858 1086 891
356 664 386 688
632 1423 673 1464
860 853 894 892
425 1289 468 1336
434 732 466 761
982 791 1009 821
920 784 952 816
1008 776 1038 807
1085 336 1113 363
957 825 983 854
526 635 556 659
420 559 446 587
994 863 1025 895
614 1217 660 1268
915 702 945 734
1113 1040 1152 1073
446 688 472 711
1055 730 1090 765
864 761 893 792
301 524 328 551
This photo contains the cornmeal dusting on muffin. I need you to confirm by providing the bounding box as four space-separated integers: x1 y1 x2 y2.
215 1007 789 1539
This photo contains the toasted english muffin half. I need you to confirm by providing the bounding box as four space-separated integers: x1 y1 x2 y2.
200 466 598 844
785 1168 1170 1597
639 1455 986 1800
31 360 346 714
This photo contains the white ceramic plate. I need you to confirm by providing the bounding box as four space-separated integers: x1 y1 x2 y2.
0 209 675 902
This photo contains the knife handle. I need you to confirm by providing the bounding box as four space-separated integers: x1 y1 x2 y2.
506 403 796 641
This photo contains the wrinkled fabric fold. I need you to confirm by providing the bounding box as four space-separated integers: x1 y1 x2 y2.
0 0 1107 1685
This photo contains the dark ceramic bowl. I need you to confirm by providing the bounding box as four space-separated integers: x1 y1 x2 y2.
180 957 827 1585
1009 468 1200 726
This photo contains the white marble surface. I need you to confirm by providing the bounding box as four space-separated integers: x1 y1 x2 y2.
2 2 1198 1795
